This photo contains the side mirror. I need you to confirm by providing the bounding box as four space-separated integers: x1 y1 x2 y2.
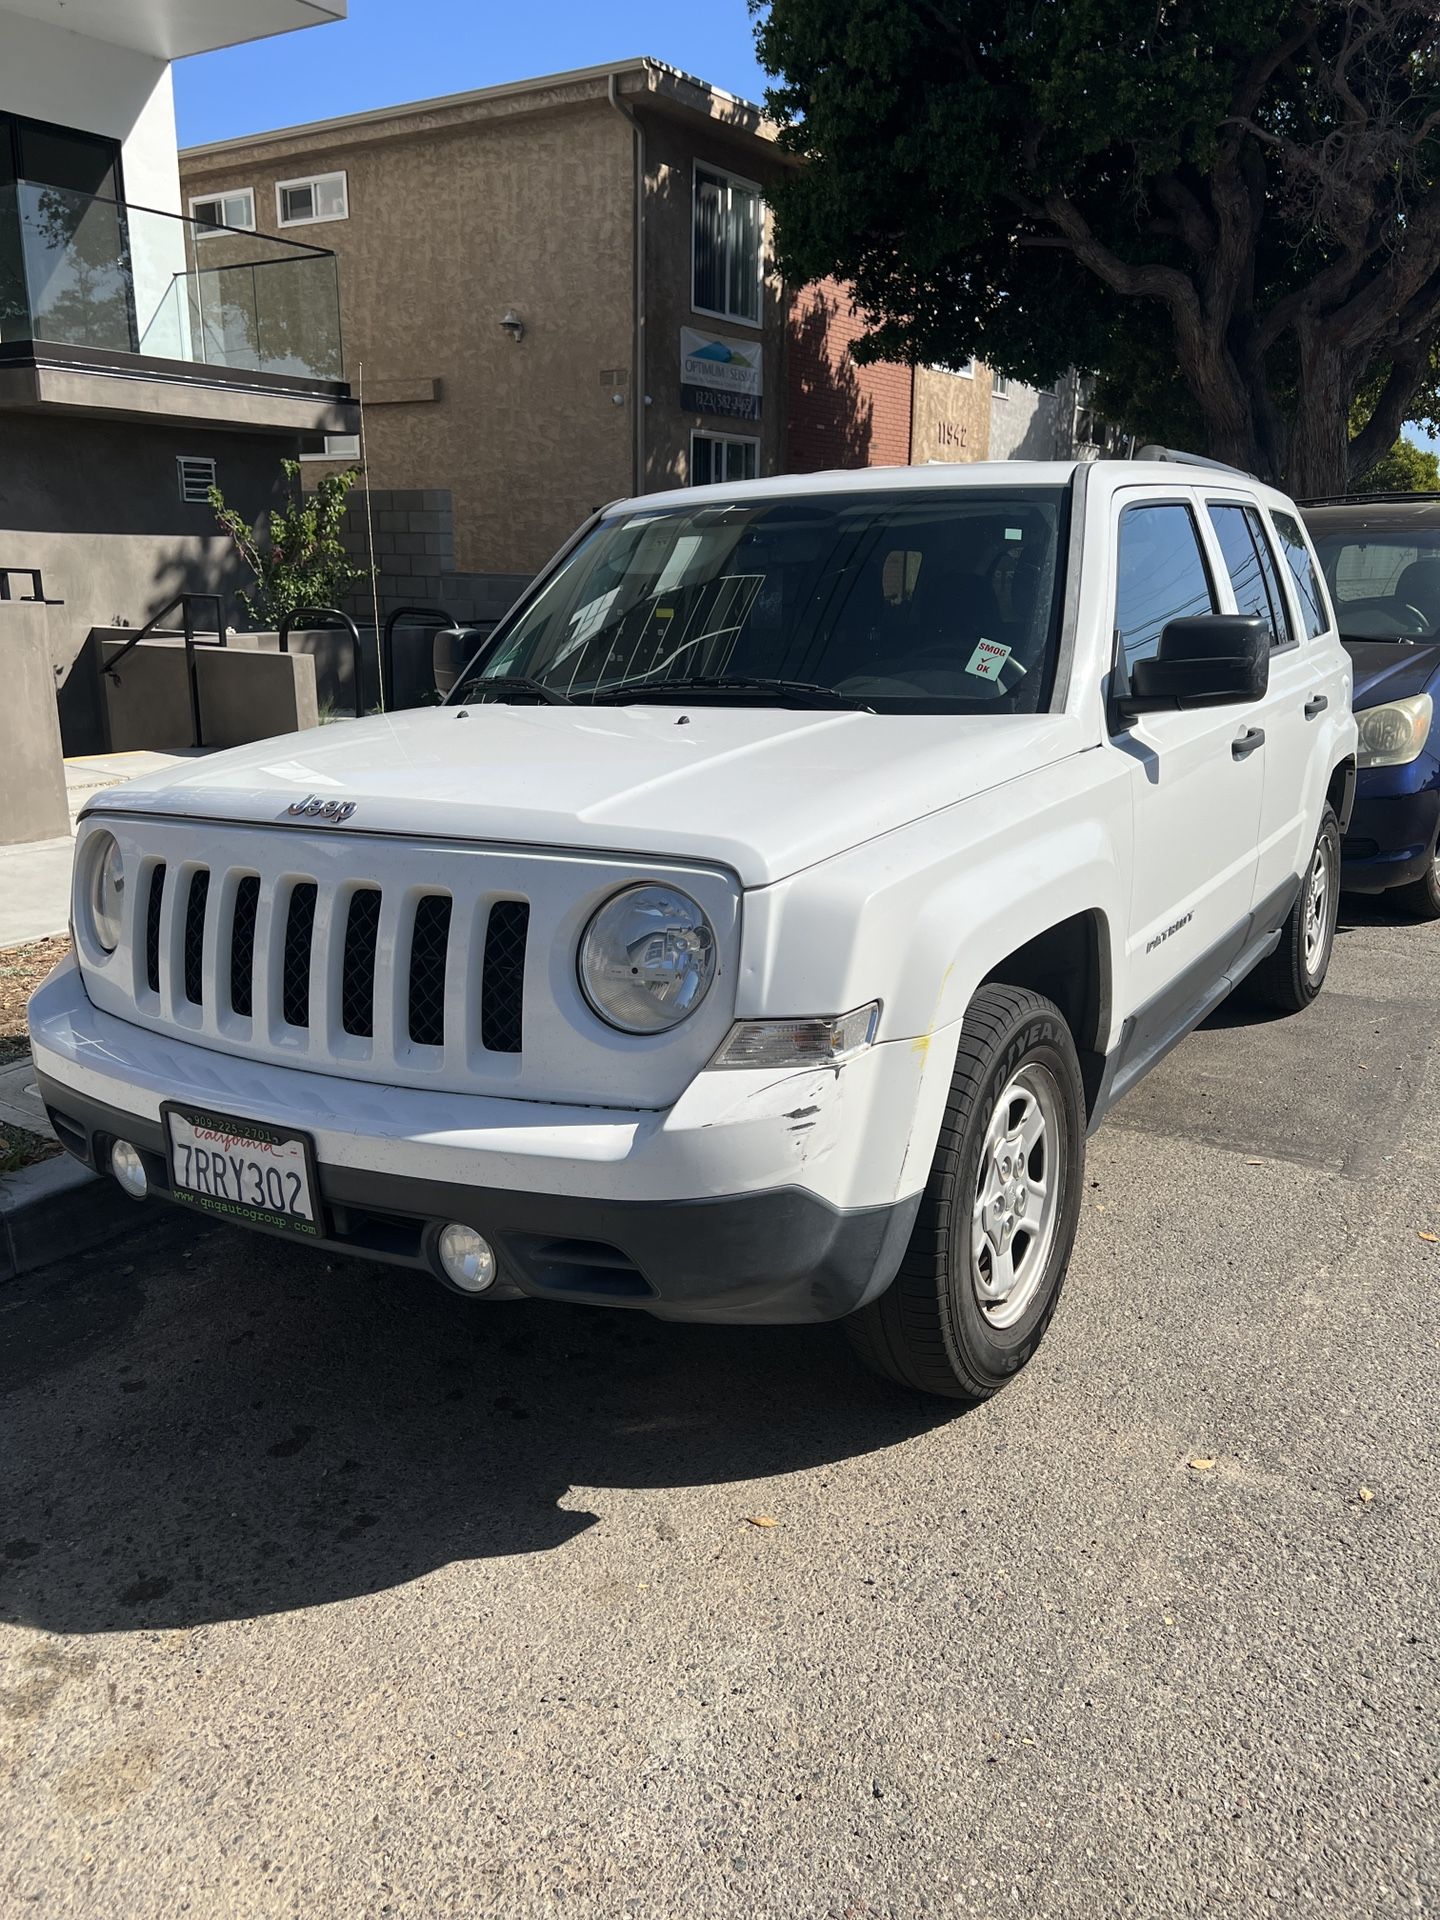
1116 614 1269 720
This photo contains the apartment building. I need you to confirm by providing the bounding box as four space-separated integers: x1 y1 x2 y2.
0 0 358 837
182 60 795 620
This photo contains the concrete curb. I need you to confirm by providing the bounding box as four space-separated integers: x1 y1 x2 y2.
0 1151 147 1282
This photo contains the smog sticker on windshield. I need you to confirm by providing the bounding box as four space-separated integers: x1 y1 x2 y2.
965 638 1013 681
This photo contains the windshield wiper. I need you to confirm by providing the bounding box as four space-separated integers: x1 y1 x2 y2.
456 674 571 706
590 674 869 710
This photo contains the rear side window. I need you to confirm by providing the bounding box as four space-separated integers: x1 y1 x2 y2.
1114 503 1216 673
1271 511 1332 638
1207 503 1294 649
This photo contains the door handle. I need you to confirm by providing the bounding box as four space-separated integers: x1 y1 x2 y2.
1232 726 1266 760
1305 693 1328 719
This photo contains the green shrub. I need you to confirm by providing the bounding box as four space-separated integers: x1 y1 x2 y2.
210 460 371 629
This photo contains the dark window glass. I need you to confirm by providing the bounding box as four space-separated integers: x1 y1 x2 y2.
691 436 759 486
1114 503 1215 671
457 487 1072 715
1271 510 1331 638
693 165 761 324
1208 503 1293 648
1309 525 1440 638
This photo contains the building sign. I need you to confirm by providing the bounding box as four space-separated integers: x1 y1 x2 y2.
681 328 763 422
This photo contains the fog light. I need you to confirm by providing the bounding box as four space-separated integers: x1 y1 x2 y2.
437 1223 496 1293
110 1138 148 1200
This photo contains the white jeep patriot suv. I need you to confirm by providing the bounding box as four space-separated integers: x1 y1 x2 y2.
30 458 1356 1400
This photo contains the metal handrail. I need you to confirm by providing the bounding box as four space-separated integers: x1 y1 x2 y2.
0 566 57 604
381 604 460 710
278 605 365 719
103 591 224 749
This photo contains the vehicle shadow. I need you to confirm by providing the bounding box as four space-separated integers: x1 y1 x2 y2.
0 1216 951 1636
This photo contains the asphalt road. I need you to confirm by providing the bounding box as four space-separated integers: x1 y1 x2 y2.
1 900 1436 1918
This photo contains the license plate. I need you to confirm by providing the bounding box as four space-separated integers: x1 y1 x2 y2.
163 1105 321 1238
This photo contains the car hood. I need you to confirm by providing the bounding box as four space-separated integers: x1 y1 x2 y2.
88 703 1084 887
1342 639 1440 708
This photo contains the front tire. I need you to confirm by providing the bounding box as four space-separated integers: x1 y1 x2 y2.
1394 834 1440 921
1251 805 1340 1012
846 984 1085 1401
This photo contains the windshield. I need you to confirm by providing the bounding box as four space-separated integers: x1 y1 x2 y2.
451 487 1072 713
1309 516 1440 641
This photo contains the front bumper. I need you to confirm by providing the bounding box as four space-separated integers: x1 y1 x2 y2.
29 959 924 1324
1340 757 1440 892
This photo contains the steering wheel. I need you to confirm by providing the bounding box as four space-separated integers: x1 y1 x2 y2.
1338 597 1432 636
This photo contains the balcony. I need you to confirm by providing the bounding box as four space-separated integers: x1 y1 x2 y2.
0 181 355 434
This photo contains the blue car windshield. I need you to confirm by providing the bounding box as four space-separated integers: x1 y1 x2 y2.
1310 520 1440 642
451 488 1072 713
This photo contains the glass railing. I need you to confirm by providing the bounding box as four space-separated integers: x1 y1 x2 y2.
0 179 343 382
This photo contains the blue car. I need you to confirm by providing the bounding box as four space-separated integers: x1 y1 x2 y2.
1303 495 1440 918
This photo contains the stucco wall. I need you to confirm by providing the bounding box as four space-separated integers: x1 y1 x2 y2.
184 91 638 577
785 277 913 471
0 412 297 752
910 363 992 465
989 380 1063 461
637 106 788 491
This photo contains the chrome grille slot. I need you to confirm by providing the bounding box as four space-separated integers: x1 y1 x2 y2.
480 900 529 1054
341 888 382 1038
230 875 260 1016
407 893 451 1047
144 863 166 994
281 882 318 1029
182 869 209 1006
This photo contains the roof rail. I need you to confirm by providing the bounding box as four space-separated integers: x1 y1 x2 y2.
1135 443 1257 479
1297 490 1440 507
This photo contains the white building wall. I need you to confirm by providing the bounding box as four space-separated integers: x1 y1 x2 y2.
1 9 187 341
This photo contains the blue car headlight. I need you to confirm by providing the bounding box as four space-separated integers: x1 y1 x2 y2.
1357 693 1433 768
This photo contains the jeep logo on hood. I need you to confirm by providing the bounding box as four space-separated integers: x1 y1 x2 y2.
285 795 357 823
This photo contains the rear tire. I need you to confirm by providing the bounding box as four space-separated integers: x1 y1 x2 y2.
1394 836 1440 921
845 984 1085 1401
1251 806 1340 1012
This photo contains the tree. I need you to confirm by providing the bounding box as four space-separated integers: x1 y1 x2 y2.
1353 435 1440 491
210 461 369 630
755 0 1440 495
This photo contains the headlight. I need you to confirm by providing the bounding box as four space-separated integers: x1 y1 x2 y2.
84 830 126 953
1357 692 1433 767
579 883 717 1033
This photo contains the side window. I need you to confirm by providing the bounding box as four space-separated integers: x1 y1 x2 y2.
1270 510 1332 638
1207 503 1294 649
1114 502 1216 673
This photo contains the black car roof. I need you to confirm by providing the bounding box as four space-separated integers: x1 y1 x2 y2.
1301 497 1440 532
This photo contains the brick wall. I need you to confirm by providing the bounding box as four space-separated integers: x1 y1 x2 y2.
786 279 913 472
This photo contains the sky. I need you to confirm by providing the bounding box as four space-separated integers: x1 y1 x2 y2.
172 0 770 147
174 1 1434 455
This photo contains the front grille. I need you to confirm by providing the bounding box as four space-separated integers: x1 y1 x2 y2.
481 900 529 1053
182 869 209 1005
230 876 260 1016
122 850 539 1072
281 882 318 1028
341 888 381 1037
144 864 166 994
407 893 452 1046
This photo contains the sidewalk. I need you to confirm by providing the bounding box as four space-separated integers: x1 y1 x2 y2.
0 751 205 949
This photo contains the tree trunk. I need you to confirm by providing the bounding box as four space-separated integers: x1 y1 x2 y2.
1284 332 1352 498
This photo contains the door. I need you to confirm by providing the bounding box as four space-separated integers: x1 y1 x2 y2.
0 111 134 352
1111 494 1265 1041
1202 497 1327 916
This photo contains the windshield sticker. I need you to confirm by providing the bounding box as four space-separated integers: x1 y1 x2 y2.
1005 527 1023 541
965 638 1013 680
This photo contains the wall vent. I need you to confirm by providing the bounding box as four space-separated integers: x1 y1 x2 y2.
177 456 216 504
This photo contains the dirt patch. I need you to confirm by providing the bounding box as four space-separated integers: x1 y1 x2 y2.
0 937 70 1067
